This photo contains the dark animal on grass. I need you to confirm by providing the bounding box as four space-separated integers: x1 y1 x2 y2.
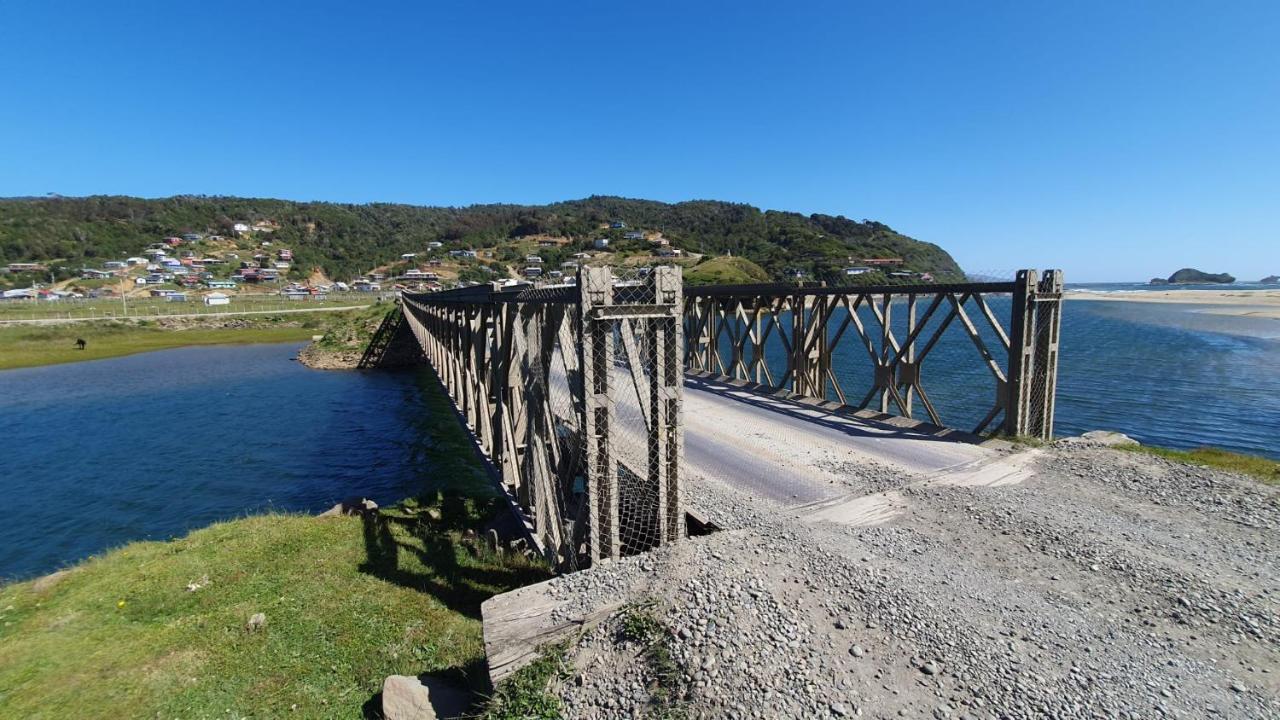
75 338 86 350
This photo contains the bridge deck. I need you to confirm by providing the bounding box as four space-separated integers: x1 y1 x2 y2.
681 375 996 505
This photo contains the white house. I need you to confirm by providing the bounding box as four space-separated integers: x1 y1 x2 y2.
592 238 610 250
233 223 250 235
203 292 231 306
844 267 872 276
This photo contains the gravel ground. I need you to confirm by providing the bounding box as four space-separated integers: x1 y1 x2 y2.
543 442 1280 719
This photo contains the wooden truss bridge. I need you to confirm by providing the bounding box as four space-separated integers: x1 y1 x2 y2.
390 268 1062 568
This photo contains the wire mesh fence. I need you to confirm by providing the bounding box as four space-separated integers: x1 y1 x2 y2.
399 267 684 570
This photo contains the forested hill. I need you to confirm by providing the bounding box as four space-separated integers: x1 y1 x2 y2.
0 195 963 283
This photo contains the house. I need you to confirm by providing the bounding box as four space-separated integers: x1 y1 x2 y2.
844 267 873 276
571 252 592 259
134 276 149 286
547 270 563 279
278 249 293 260
233 222 251 235
6 263 46 273
522 266 543 277
80 269 114 279
400 253 417 260
181 233 202 243
624 231 645 241
353 281 381 292
561 261 579 270
649 237 669 246
525 255 543 264
274 261 291 270
369 272 387 282
861 258 904 267
449 249 477 258
103 260 127 269
426 259 443 267
250 221 277 233
204 292 231 306
655 247 676 257
126 256 148 266
1 288 35 300
143 248 167 258
426 241 443 249
401 269 439 281
592 238 610 249
164 237 182 246
281 288 311 300
333 281 350 292
166 292 188 302
609 220 626 229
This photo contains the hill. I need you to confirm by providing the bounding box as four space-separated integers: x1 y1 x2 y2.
0 195 964 286
683 255 771 285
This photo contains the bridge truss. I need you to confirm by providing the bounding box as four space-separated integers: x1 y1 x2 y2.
400 267 685 569
684 269 1063 439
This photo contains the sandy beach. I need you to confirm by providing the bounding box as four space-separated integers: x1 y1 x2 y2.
1065 288 1280 319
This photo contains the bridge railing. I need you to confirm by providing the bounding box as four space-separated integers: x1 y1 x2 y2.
400 267 685 569
683 269 1063 439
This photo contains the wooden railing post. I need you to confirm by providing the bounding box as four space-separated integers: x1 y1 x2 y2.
1006 269 1039 437
580 267 617 562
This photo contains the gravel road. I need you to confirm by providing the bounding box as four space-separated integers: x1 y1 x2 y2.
543 439 1280 719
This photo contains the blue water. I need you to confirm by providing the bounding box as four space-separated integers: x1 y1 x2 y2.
0 343 438 581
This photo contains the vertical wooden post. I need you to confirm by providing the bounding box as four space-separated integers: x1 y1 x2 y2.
580 267 618 562
1029 270 1063 439
650 266 684 543
1005 269 1039 437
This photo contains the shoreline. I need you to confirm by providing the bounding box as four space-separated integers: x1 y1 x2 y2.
1066 288 1280 320
0 312 363 371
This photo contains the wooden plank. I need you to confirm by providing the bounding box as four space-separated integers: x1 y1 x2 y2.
481 578 626 686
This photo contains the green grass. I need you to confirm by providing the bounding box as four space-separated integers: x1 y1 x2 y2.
480 643 570 720
0 373 552 719
1119 444 1280 484
0 311 368 370
683 255 770 286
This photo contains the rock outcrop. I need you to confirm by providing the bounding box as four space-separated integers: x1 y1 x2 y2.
1167 268 1235 284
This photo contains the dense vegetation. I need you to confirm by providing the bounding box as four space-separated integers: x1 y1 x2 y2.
0 195 964 285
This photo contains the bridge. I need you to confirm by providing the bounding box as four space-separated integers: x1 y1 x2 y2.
366 267 1064 570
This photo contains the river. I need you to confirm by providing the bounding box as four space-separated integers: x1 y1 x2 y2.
0 343 435 581
2 298 1278 580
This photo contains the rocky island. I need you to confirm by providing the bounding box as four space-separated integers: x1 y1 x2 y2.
1263 275 1279 285
1165 268 1236 284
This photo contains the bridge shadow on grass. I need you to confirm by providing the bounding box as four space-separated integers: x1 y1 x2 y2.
357 491 550 621
685 375 989 446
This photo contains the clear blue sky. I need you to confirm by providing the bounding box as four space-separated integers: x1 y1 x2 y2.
1 1 1276 281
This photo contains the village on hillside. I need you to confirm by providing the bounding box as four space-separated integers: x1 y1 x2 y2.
1 216 935 306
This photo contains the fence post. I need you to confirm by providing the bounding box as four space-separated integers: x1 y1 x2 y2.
1006 269 1039 438
580 266 618 562
650 266 684 544
1028 270 1064 439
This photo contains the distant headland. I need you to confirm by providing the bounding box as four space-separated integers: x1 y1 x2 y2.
1150 268 1236 285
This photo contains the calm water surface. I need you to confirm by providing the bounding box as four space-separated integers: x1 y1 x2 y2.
0 343 435 580
2 296 1278 579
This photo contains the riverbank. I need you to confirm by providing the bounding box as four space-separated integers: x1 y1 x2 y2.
0 372 550 719
1066 288 1280 319
0 309 372 370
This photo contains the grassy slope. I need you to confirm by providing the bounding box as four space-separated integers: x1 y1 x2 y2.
0 374 551 719
1119 445 1279 484
0 312 369 370
684 255 771 286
